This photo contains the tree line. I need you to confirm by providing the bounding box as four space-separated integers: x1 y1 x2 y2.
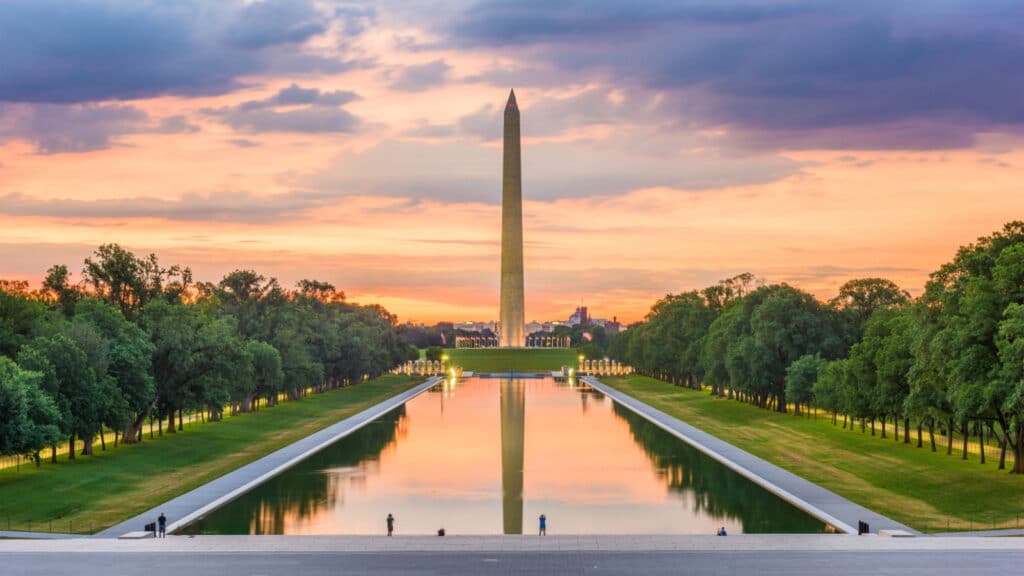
609 221 1024 473
0 244 417 467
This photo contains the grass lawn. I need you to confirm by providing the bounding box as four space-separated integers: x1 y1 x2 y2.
0 375 421 535
445 348 579 372
602 375 1024 533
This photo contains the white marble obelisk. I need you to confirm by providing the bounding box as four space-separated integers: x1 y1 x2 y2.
500 89 525 348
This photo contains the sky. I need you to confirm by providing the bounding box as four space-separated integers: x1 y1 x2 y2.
2 0 1024 324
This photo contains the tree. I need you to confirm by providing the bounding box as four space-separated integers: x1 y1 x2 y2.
913 222 1024 470
830 278 911 345
814 359 847 425
41 264 81 317
83 244 190 319
425 346 444 362
0 288 46 358
72 299 155 448
0 358 61 467
17 334 100 461
785 354 823 415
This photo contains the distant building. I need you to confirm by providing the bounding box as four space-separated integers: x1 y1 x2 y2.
525 321 543 334
568 306 589 326
455 320 498 333
602 316 622 333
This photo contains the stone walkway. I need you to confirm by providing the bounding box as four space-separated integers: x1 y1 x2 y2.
97 377 441 538
583 376 918 536
934 528 1024 537
1 534 1023 553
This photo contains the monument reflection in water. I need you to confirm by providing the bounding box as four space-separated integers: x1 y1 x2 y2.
188 377 828 535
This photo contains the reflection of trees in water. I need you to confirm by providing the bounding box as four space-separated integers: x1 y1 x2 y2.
611 402 828 533
191 405 407 534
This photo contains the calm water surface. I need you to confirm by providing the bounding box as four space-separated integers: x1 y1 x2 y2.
188 377 829 535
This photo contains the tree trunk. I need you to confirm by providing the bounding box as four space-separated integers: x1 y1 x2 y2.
51 443 57 464
879 416 885 439
946 418 954 455
999 431 1008 470
961 417 969 460
905 418 911 444
68 435 76 460
178 409 183 432
842 414 847 429
82 435 94 456
166 411 176 434
1013 425 1024 475
929 420 936 452
114 430 119 448
99 431 106 451
917 422 922 448
979 422 985 465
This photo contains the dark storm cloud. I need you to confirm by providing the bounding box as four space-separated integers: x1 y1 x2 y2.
0 0 352 104
0 103 199 154
223 0 327 49
446 0 1024 149
203 84 361 134
247 84 360 108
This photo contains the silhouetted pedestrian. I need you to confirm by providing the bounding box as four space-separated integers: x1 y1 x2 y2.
158 513 167 538
387 513 394 536
539 514 546 536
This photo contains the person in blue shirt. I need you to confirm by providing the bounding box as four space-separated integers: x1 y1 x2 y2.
717 526 727 536
539 514 547 536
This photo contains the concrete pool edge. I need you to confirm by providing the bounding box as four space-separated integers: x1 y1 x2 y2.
583 376 917 536
97 376 443 538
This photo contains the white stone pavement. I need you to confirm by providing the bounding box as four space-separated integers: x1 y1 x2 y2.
96 376 442 538
1 534 1023 554
583 376 918 536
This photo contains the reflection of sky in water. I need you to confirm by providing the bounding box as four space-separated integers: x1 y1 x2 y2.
189 378 828 535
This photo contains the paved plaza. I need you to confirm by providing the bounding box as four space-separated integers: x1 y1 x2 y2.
1 534 1022 575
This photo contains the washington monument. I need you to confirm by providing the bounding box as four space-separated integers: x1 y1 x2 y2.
500 89 525 348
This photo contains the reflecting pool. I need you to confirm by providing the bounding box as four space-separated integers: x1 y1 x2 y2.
188 377 830 535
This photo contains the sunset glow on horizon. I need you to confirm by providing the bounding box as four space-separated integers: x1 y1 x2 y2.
3 1 1024 324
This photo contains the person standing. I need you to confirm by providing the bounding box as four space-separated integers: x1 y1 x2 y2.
157 513 167 538
386 513 395 537
539 514 546 536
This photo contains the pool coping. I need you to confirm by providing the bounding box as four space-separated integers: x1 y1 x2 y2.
96 376 442 538
583 376 919 536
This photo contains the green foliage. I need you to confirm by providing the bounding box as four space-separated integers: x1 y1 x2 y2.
0 288 45 359
785 354 823 413
17 334 101 445
0 358 61 459
424 346 444 362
